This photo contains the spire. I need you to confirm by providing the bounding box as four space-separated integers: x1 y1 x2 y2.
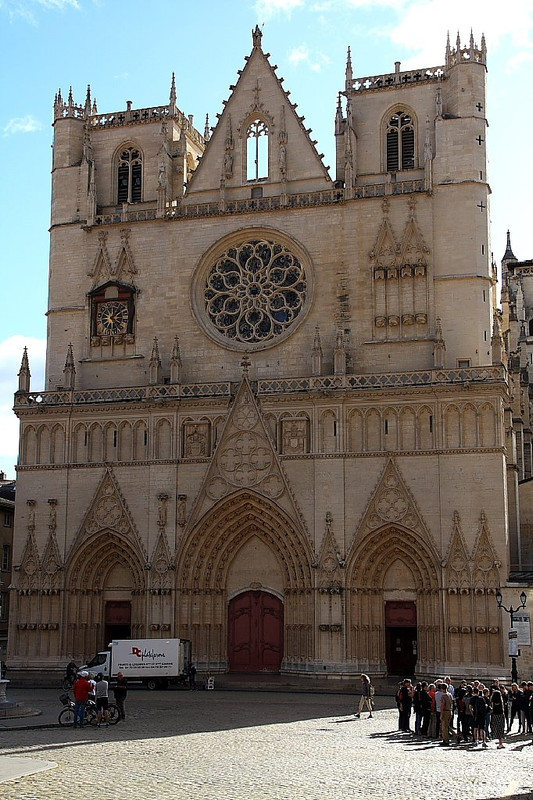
445 30 451 65
311 326 323 377
252 24 263 49
456 31 461 53
149 338 162 385
170 336 182 384
68 86 74 108
17 347 31 393
63 343 76 390
204 113 210 142
169 72 177 109
345 46 353 92
335 93 343 136
84 85 92 117
491 311 504 365
503 230 517 261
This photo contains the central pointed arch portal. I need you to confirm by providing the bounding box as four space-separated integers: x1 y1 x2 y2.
177 490 314 674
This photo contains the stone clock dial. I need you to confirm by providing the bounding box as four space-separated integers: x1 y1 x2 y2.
96 301 129 335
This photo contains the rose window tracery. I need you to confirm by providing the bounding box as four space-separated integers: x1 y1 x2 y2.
204 239 307 345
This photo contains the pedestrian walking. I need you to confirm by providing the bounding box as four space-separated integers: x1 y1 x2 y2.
355 674 374 718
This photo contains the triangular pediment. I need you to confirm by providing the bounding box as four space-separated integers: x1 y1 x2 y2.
186 377 310 541
354 458 430 544
41 530 63 592
69 467 147 561
444 511 471 588
114 228 137 281
149 531 174 592
88 230 113 285
370 203 398 268
471 511 500 589
185 30 331 200
398 201 429 266
20 530 41 591
317 513 343 589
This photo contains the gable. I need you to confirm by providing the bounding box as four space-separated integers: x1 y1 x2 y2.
185 28 331 202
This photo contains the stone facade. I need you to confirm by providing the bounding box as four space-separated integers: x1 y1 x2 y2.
10 29 525 680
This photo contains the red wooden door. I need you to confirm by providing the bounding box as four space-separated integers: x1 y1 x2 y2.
228 591 283 672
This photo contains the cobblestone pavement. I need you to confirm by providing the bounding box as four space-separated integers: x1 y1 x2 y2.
1 689 533 800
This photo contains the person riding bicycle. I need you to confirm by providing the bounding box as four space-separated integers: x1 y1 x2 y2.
65 659 78 687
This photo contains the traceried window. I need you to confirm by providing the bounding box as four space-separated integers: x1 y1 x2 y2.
386 110 415 172
117 146 142 203
204 239 307 345
247 119 269 181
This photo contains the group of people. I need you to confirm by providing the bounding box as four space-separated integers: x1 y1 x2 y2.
67 662 128 728
394 676 533 748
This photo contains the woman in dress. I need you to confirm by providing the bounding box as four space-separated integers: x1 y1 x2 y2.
490 689 506 748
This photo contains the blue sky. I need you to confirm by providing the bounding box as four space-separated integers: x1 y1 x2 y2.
1 0 533 477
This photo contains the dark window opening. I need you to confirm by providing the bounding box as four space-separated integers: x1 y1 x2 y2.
117 146 142 204
386 111 415 172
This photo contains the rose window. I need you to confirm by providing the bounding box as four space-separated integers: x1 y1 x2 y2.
204 239 307 344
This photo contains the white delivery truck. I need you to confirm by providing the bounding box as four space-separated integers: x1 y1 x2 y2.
81 638 191 690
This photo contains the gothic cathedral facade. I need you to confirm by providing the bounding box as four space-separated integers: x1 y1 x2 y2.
10 29 515 680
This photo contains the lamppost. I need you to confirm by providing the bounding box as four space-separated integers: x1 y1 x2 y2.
496 589 527 684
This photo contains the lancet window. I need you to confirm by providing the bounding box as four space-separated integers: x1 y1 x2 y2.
386 110 415 172
246 119 269 181
117 146 143 203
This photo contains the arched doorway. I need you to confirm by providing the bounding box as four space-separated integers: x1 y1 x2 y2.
347 525 441 675
65 530 145 658
177 490 313 672
228 590 283 672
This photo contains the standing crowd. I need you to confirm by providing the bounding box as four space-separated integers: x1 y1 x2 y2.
356 672 533 749
396 676 533 747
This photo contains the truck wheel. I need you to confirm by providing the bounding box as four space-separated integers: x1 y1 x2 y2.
145 678 159 691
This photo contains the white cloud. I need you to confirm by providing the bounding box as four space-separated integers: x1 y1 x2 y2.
3 115 42 136
0 336 46 479
1 0 80 24
254 0 305 20
289 43 330 71
339 0 533 69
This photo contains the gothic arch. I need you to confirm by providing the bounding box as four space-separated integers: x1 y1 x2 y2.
63 529 146 659
177 489 314 671
66 529 145 594
346 523 441 674
177 489 313 591
348 524 440 592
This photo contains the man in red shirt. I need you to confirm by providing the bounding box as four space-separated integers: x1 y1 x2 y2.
72 670 91 728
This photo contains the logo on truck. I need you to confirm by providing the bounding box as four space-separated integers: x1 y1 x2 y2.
131 647 167 662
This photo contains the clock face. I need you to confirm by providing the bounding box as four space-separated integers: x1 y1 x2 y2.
96 301 129 335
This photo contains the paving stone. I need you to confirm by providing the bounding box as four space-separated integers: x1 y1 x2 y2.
0 690 532 799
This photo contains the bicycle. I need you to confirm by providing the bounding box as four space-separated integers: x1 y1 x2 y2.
58 693 120 726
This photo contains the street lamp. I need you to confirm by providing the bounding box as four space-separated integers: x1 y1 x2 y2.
496 590 527 683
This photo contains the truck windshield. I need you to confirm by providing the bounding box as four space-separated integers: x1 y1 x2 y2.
86 652 108 668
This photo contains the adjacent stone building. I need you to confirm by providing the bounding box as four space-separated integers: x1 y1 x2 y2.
9 29 522 680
